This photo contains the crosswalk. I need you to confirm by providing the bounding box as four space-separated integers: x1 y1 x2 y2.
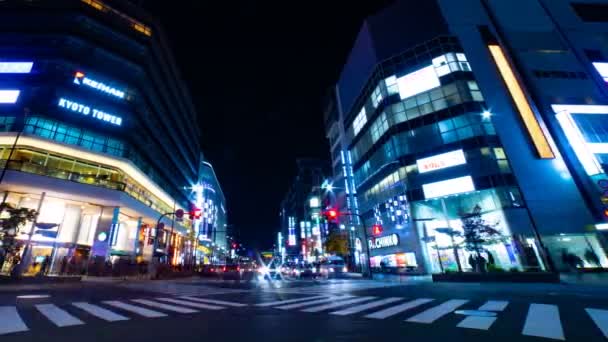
265 280 404 295
256 295 608 341
0 295 248 336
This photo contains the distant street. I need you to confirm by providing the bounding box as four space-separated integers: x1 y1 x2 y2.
0 277 607 341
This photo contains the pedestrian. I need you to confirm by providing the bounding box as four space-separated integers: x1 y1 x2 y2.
468 254 476 272
39 255 50 276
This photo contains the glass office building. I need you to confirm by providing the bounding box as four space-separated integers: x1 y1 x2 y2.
0 0 202 275
328 0 608 274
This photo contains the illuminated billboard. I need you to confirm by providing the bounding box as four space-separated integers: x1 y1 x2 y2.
397 65 441 100
422 175 475 199
417 149 466 173
0 62 33 74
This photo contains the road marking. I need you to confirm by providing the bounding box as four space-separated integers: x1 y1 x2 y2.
457 316 497 330
365 298 434 319
331 297 404 316
276 296 354 310
406 299 469 324
586 308 608 339
522 304 564 340
156 298 224 310
35 304 84 327
255 296 328 307
478 300 508 312
131 299 198 314
103 301 167 318
72 302 129 322
179 296 248 307
456 301 508 330
302 296 376 313
0 306 29 335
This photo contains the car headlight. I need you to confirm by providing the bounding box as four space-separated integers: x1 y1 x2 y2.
329 268 335 273
342 267 347 272
258 267 268 274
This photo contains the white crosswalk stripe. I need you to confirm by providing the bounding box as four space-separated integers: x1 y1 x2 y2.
72 302 129 322
276 296 353 310
522 304 564 340
456 301 509 330
586 308 608 339
0 306 29 335
255 296 328 307
365 298 434 319
103 300 167 318
155 298 224 310
179 296 248 307
131 299 198 314
331 297 404 316
478 300 508 312
35 304 84 327
406 299 469 324
302 296 376 313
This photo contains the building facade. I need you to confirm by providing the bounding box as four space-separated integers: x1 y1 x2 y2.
279 159 328 262
327 0 608 274
194 159 228 264
0 0 203 275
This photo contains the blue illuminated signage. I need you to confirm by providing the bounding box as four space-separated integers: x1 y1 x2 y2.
74 72 125 99
0 90 20 104
0 62 33 74
58 97 122 126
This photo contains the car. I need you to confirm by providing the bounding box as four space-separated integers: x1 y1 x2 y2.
199 264 220 277
258 260 281 280
221 264 242 280
319 257 348 278
292 264 315 279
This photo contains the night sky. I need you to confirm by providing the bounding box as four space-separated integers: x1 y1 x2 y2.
140 1 392 250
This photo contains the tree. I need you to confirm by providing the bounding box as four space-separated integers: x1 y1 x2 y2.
460 204 504 270
325 231 348 256
0 203 37 264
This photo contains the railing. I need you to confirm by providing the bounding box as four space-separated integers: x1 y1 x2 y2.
3 159 126 191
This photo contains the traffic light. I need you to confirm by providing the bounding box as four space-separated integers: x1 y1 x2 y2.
323 209 339 223
189 208 202 220
372 224 383 236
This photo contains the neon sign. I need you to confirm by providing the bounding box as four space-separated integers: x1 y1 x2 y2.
74 72 125 99
368 234 400 250
58 97 122 126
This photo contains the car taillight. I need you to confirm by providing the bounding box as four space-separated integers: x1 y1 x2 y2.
223 267 227 272
210 268 214 272
237 266 240 271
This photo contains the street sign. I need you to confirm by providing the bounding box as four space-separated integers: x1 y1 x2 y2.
175 209 184 220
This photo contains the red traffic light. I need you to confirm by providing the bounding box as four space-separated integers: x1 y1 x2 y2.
372 224 383 236
189 208 202 220
327 210 338 218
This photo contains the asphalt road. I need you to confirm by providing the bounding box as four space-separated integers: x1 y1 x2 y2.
0 277 607 341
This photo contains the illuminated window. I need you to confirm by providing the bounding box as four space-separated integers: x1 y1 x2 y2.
81 0 152 37
0 62 33 74
370 112 389 143
371 85 383 108
385 76 399 96
488 44 554 159
353 107 367 136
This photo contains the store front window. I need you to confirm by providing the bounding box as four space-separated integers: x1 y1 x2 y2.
413 188 544 273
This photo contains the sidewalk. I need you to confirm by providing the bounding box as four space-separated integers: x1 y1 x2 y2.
560 272 608 286
371 273 432 284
